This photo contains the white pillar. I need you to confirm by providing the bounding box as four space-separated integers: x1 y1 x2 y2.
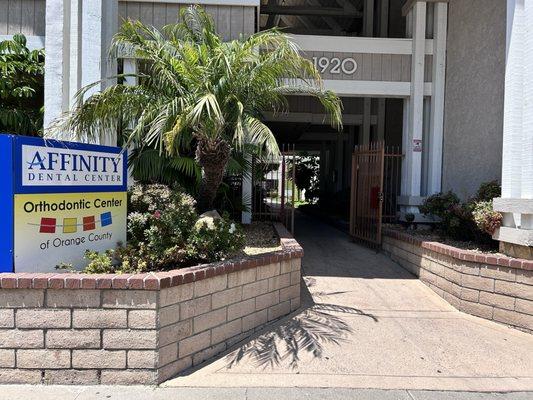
43 0 119 144
405 1 426 198
427 2 447 195
493 0 533 256
399 2 426 217
43 0 70 134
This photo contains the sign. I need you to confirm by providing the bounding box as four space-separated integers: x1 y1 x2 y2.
312 56 358 75
0 135 127 272
413 139 423 152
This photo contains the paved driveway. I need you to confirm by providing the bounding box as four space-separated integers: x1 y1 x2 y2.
164 214 533 392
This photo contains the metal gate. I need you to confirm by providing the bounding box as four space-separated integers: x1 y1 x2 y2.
251 144 296 234
349 142 385 246
349 142 403 247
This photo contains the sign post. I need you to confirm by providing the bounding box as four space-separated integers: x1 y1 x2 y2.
0 135 127 273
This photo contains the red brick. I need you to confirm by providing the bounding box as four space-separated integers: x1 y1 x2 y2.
144 276 160 290
80 276 97 289
96 276 113 289
112 274 132 289
16 274 33 289
1 274 18 289
48 274 65 289
127 274 147 289
64 274 81 289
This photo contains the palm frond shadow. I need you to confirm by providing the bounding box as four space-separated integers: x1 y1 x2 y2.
226 300 377 370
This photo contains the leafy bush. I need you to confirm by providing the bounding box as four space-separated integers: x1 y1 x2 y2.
81 183 244 274
474 180 501 202
0 34 44 135
187 215 245 263
419 191 460 220
419 182 502 244
471 200 503 236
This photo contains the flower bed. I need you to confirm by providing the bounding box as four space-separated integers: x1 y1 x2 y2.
0 223 302 385
383 229 532 333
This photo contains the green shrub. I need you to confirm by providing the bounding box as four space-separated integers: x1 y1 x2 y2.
471 200 502 236
474 180 501 202
0 34 44 135
419 182 502 244
187 214 245 263
81 183 245 274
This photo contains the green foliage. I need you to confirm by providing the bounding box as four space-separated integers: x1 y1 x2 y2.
419 182 502 244
0 34 44 135
57 5 342 207
419 191 461 220
294 154 320 204
474 180 501 202
187 214 245 263
471 200 503 236
82 184 245 273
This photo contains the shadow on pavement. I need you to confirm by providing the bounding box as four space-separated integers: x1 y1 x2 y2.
225 279 377 370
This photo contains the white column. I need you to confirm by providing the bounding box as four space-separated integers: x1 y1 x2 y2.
493 0 533 255
399 2 426 216
43 0 119 144
427 2 447 195
82 0 118 145
43 0 70 135
405 1 426 198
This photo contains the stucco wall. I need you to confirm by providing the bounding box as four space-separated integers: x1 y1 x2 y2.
442 0 505 199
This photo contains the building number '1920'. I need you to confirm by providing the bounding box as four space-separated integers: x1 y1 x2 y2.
312 56 358 75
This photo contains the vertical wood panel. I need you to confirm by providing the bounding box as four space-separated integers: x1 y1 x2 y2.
382 54 392 81
0 1 9 34
8 0 23 34
165 3 180 24
353 53 363 81
230 6 244 40
217 5 231 41
139 2 153 26
118 2 127 24
362 53 372 80
401 55 411 82
243 6 255 36
33 0 44 35
126 2 140 22
203 4 218 34
371 53 382 81
391 54 402 81
20 0 35 35
153 3 167 29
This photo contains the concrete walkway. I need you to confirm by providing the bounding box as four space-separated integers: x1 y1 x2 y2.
163 213 533 392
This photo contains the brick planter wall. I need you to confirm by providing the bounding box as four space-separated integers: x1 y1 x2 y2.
383 229 532 333
0 223 302 385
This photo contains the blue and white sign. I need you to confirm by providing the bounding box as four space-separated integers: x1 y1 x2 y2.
0 134 127 273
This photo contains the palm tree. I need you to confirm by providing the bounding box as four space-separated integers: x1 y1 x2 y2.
60 5 342 211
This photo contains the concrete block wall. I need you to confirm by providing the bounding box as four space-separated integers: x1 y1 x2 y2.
156 257 301 383
383 230 532 333
0 224 302 385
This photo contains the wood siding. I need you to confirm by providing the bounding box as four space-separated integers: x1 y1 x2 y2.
0 0 45 36
118 1 256 40
301 51 433 83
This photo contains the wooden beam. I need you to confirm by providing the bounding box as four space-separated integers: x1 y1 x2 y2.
261 6 363 18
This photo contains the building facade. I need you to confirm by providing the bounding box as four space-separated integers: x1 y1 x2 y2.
1 0 531 256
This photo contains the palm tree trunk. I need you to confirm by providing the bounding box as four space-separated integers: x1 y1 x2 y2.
196 138 231 212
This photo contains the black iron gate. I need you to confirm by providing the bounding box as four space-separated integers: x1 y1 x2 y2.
251 144 296 234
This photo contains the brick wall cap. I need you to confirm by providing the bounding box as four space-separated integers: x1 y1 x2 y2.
0 223 303 290
383 228 532 272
